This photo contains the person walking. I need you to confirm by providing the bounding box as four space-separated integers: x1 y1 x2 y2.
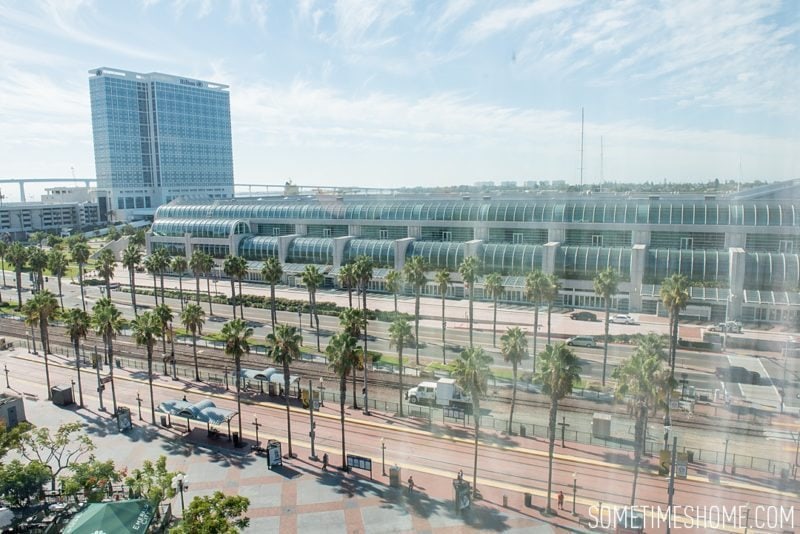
322 453 329 471
557 490 564 510
407 476 415 494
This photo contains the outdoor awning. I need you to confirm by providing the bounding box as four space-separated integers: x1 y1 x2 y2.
63 499 154 534
158 398 237 425
240 368 299 386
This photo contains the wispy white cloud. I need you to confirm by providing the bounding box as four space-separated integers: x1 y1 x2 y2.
462 0 582 43
330 0 413 49
430 0 475 34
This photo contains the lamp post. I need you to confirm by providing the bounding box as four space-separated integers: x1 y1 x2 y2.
722 437 730 473
743 502 750 534
136 392 142 420
252 417 261 447
571 472 577 515
171 473 188 514
663 415 671 451
318 377 325 407
722 293 734 352
308 379 318 461
381 438 386 476
3 364 8 388
170 324 177 380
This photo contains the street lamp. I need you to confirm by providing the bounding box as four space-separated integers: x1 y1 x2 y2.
663 415 671 451
318 377 325 407
743 502 750 534
571 472 577 516
171 473 189 514
136 392 143 421
381 438 386 476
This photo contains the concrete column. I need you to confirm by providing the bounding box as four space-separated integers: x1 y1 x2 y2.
543 242 560 274
632 230 650 246
394 238 415 271
145 232 152 255
464 239 483 259
230 234 246 258
333 236 355 268
629 244 647 312
474 226 489 241
407 226 421 238
548 228 565 243
184 234 192 260
725 232 746 248
348 225 361 237
295 224 308 235
278 234 300 264
18 182 25 203
728 247 746 320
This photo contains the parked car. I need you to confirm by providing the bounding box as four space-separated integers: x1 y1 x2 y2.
708 321 742 333
566 336 597 348
570 311 597 321
609 314 635 325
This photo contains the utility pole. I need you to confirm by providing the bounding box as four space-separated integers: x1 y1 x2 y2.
308 379 318 461
666 436 678 534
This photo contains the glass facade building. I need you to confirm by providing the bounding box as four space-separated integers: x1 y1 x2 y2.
89 67 234 220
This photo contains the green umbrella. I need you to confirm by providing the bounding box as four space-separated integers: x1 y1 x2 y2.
63 499 155 534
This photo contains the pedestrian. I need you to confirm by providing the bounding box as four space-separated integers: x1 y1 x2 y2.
322 453 329 471
457 469 463 481
182 395 187 402
407 476 415 494
557 490 564 510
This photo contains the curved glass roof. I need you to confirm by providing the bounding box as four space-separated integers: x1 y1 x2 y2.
287 237 334 265
151 218 249 238
645 249 728 282
238 236 279 260
481 244 544 275
745 252 800 290
345 239 395 266
408 241 465 271
557 246 632 278
155 199 798 227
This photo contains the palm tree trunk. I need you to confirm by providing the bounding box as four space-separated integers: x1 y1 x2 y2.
472 398 480 498
195 274 201 304
105 275 111 299
284 363 293 456
398 344 404 416
1 258 5 286
147 348 156 424
532 306 539 373
347 286 352 308
393 292 397 315
206 276 213 315
492 296 498 347
546 398 558 513
270 284 276 333
508 363 517 434
159 272 165 304
414 293 421 365
152 274 159 307
40 321 48 356
74 339 84 407
352 370 359 409
362 289 369 413
441 294 446 364
178 275 184 311
15 271 22 311
191 332 200 381
236 355 243 440
314 299 320 352
57 276 64 309
130 268 138 316
108 334 117 414
546 303 553 345
630 403 646 505
468 289 474 348
238 278 244 317
602 300 610 386
230 279 237 319
340 376 347 470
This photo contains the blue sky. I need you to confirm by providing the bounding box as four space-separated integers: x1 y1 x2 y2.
1 0 798 200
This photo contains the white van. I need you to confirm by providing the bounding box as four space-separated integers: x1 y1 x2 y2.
566 336 596 348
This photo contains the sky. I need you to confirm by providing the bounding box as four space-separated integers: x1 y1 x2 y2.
1 0 799 201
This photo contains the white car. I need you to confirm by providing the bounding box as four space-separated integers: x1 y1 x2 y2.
609 314 635 325
566 336 597 348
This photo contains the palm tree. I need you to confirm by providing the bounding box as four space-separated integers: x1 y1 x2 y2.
452 346 492 498
150 248 170 304
535 343 582 514
435 269 451 364
388 318 412 416
338 263 356 308
92 298 122 414
265 324 302 457
199 252 215 316
613 334 670 505
384 269 401 315
122 244 142 316
69 241 90 312
354 256 374 412
484 272 504 347
300 265 323 351
47 249 68 309
223 255 239 319
525 270 546 373
403 256 426 365
543 273 561 346
29 289 58 355
131 311 162 424
28 247 47 292
660 273 689 442
144 254 160 307
0 240 7 289
171 256 188 311
6 243 27 310
64 308 90 408
593 268 620 386
458 257 480 347
181 303 206 381
96 249 116 299
339 307 366 408
501 327 527 434
234 256 248 318
154 304 173 375
189 250 205 307
222 318 252 440
326 332 362 470
260 257 283 332
21 292 57 398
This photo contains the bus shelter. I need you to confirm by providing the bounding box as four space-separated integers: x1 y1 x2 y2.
157 399 238 439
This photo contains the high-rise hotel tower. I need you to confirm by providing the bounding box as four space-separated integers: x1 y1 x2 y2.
89 67 234 220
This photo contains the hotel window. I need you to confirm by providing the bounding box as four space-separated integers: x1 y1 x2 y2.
272 227 280 236
442 231 452 242
322 228 332 237
512 233 524 244
680 237 693 250
591 235 603 247
379 228 389 240
778 240 793 253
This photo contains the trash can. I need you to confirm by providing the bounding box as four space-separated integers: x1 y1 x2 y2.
233 432 240 447
524 492 533 507
160 415 169 427
687 450 694 463
51 384 74 406
389 465 401 488
519 425 526 437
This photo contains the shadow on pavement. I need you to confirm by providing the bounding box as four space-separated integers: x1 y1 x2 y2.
270 464 303 479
